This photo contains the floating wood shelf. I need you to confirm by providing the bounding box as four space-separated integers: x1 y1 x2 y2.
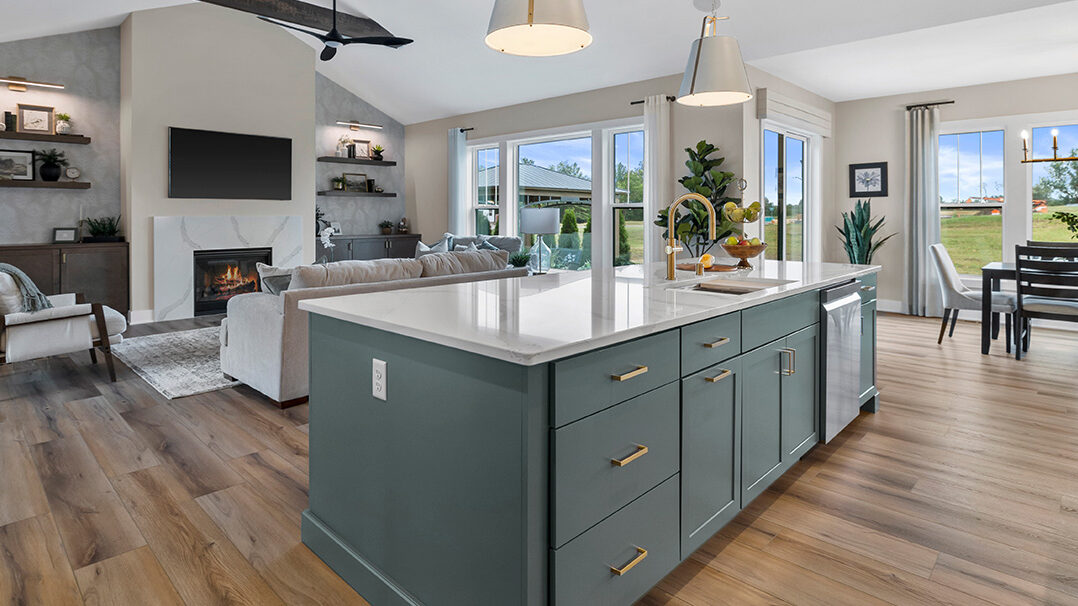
0 180 91 190
316 190 397 198
317 156 397 167
0 131 92 144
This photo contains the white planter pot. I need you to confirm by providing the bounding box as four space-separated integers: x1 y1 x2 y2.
55 120 72 134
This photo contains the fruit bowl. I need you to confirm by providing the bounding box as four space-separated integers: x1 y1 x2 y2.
720 243 768 269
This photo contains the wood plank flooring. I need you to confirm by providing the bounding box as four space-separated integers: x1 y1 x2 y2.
0 313 1075 605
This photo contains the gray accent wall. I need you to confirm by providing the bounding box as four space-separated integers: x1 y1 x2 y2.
316 72 406 236
0 27 121 244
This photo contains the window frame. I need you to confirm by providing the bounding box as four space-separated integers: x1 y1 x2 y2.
760 122 812 262
937 126 1007 277
470 145 501 236
609 126 647 266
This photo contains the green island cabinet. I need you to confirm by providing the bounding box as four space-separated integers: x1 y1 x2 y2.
303 273 879 606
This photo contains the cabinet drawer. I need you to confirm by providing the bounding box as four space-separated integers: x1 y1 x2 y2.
552 330 679 427
553 476 680 606
858 273 878 303
553 383 679 548
741 291 819 351
680 312 741 376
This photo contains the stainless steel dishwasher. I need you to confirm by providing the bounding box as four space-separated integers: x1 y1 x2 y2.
820 280 863 443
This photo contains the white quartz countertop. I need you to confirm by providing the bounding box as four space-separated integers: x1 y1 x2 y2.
300 261 880 366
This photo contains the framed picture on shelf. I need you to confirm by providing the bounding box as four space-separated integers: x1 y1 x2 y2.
330 221 343 235
17 104 55 135
351 139 370 159
849 162 888 197
0 149 34 181
52 227 78 243
343 172 368 192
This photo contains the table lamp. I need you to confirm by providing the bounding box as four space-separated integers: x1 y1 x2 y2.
519 207 560 274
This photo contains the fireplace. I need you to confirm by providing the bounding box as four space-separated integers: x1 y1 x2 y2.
193 248 271 316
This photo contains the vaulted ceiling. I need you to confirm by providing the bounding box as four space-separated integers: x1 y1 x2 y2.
1 0 1074 124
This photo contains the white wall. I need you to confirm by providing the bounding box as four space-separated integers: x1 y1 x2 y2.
121 2 316 315
832 71 1078 308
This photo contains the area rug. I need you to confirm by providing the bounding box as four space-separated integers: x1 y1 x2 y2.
110 327 239 399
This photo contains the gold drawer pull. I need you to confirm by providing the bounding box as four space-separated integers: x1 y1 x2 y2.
610 546 648 576
704 337 730 349
612 365 648 382
705 369 732 384
611 444 648 467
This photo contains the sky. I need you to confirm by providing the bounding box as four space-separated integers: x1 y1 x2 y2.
762 130 805 211
1031 123 1078 197
475 132 646 184
939 130 1004 203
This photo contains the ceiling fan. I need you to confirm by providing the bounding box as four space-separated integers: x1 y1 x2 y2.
258 0 413 61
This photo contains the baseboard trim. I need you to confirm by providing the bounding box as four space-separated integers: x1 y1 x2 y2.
877 299 904 314
301 510 421 606
128 309 154 325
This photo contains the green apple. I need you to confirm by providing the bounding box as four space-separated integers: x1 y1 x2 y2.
730 208 745 222
724 202 737 213
725 236 739 246
750 237 761 246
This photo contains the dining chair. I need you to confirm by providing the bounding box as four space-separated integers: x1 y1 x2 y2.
1028 240 1078 247
1014 244 1078 360
930 243 1018 350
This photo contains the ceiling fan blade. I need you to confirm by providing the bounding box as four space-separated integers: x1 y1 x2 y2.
339 36 414 49
320 45 338 61
258 16 329 42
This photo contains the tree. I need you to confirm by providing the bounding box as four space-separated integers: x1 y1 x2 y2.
618 211 631 257
551 161 586 180
615 161 644 204
558 208 580 249
519 157 536 166
475 212 491 236
1034 149 1078 206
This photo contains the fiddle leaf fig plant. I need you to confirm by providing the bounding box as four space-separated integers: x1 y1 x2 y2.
836 200 896 264
654 140 739 257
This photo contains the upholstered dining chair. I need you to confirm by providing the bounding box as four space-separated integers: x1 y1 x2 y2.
0 278 127 381
930 243 1019 350
1014 244 1078 360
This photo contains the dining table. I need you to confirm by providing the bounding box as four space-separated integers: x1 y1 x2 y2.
980 261 1016 354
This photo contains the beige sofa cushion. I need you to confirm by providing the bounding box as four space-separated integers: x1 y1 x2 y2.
290 258 423 289
419 250 508 277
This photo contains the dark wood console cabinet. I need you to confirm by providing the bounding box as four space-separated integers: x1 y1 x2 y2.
0 242 129 317
316 234 422 263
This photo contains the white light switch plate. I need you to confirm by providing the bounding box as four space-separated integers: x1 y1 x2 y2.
372 358 387 401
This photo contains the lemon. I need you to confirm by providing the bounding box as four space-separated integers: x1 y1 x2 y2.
750 237 761 246
700 253 714 268
725 236 739 246
749 201 761 211
724 202 737 213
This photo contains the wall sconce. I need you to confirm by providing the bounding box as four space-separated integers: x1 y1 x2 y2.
1 76 65 92
336 121 383 131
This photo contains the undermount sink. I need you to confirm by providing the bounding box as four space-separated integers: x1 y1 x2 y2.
677 277 796 295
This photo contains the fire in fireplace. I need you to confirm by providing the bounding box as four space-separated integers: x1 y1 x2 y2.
193 247 272 315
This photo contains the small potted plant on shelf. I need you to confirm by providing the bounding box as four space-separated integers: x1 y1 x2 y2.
379 220 394 235
82 216 123 243
331 176 346 191
55 113 72 135
35 148 68 182
371 145 385 161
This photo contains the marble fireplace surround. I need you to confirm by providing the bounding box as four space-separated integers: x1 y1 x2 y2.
152 216 303 321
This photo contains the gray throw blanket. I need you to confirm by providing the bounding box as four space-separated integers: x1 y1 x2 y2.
0 263 53 312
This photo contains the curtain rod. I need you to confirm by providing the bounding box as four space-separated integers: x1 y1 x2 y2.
906 100 954 111
459 127 475 133
630 95 677 106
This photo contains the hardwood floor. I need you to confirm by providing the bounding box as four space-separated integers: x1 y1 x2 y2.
0 313 1075 605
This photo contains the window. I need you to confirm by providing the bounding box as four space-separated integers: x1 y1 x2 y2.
762 129 807 261
1031 124 1078 242
472 147 500 235
517 136 593 271
612 129 645 266
938 130 1004 275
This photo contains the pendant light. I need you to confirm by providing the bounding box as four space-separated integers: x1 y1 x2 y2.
677 0 752 107
486 0 593 57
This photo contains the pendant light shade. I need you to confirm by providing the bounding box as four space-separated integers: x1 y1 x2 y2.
486 0 593 57
677 16 753 107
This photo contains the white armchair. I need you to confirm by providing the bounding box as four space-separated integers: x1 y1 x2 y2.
0 293 127 381
929 243 1018 350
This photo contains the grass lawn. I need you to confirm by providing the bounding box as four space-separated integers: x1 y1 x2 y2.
943 206 1078 275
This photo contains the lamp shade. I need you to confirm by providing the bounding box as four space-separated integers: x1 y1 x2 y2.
486 0 592 57
519 208 560 234
677 34 753 107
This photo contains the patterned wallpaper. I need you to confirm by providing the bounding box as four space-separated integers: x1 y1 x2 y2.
314 72 407 237
0 27 121 244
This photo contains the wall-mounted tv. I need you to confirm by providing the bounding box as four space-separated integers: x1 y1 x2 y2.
168 127 292 200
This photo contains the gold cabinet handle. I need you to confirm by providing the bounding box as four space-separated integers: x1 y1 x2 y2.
610 547 648 576
860 285 876 292
779 348 795 376
705 369 731 383
704 337 730 349
612 365 648 382
611 444 648 467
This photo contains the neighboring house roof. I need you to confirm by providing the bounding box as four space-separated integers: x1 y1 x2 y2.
477 164 592 194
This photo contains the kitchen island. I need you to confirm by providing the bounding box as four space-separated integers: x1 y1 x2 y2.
299 261 880 606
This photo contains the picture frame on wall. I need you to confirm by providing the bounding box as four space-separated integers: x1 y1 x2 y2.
343 172 369 192
17 104 55 135
52 227 78 243
0 149 34 181
849 162 888 197
351 140 371 159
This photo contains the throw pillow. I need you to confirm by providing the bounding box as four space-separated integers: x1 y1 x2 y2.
415 237 449 258
453 243 479 252
453 249 510 273
0 273 22 315
476 239 501 251
256 262 293 295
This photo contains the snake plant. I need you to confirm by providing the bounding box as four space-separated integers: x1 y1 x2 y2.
836 200 896 264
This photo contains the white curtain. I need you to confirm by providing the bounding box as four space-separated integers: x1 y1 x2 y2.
644 95 673 264
906 106 942 317
447 128 469 236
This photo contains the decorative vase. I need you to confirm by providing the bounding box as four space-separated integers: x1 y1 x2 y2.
55 120 72 135
333 181 344 191
372 151 384 161
40 163 62 182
